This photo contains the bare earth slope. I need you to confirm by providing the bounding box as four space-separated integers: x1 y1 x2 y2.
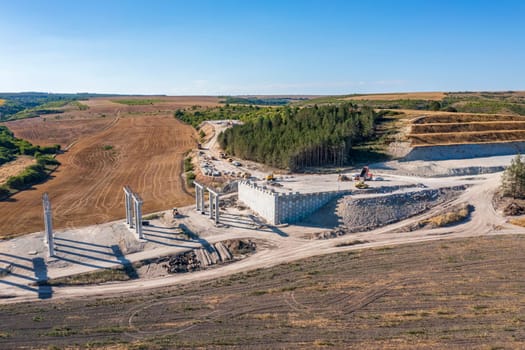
0 116 195 237
0 235 523 349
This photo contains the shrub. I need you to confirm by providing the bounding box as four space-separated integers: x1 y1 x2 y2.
6 164 47 190
184 157 194 172
36 155 60 166
0 186 10 200
186 171 196 187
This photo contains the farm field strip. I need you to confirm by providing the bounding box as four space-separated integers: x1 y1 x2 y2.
345 91 446 101
0 115 196 238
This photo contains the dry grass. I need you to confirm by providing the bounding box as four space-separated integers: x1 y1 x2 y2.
345 92 445 101
0 156 35 185
405 110 525 146
409 130 525 146
411 121 525 134
412 113 525 124
509 217 525 227
419 203 471 228
0 99 5 106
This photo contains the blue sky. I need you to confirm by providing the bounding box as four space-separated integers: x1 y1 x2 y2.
1 0 524 95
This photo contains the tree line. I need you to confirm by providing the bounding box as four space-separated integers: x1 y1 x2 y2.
218 103 377 171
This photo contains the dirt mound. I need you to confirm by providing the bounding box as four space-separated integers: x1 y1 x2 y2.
504 202 525 216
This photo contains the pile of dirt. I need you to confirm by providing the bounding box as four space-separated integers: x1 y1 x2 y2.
308 228 347 240
503 202 525 216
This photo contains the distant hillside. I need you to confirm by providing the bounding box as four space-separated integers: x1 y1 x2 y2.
293 91 525 116
0 92 118 121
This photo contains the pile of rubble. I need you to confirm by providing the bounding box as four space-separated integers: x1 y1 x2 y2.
341 186 466 232
159 239 256 274
504 202 525 216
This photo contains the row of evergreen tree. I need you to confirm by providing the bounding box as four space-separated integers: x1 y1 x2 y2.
218 103 377 171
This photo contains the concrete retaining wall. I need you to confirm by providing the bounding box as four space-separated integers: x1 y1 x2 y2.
276 190 350 224
238 181 349 224
238 181 277 224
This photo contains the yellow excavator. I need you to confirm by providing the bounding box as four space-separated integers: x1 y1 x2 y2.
266 173 275 181
354 180 369 189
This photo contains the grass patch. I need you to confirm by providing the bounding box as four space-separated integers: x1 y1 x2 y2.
102 145 113 151
43 266 134 286
419 203 471 228
70 100 89 110
43 326 77 337
184 156 194 172
111 99 163 105
0 332 9 338
335 239 369 247
509 217 525 227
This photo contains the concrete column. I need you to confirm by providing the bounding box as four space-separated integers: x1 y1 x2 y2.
195 182 206 214
200 188 205 214
42 193 55 257
135 197 144 239
209 191 213 219
124 187 131 225
128 193 133 226
195 186 200 211
124 186 134 228
215 194 220 224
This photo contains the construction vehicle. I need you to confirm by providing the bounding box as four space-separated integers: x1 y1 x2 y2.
354 180 369 189
266 173 275 181
353 166 374 181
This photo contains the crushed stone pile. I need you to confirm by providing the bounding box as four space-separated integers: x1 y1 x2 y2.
341 186 466 233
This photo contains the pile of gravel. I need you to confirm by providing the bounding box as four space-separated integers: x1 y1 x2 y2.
341 186 466 232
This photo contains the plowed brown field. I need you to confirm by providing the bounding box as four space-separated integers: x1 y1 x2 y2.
346 92 445 101
0 97 213 238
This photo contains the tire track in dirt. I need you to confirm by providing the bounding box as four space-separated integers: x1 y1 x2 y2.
0 116 196 237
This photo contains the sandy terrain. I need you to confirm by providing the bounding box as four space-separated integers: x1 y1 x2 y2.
0 156 34 185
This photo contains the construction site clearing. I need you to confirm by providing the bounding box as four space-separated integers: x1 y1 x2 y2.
1 119 525 305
